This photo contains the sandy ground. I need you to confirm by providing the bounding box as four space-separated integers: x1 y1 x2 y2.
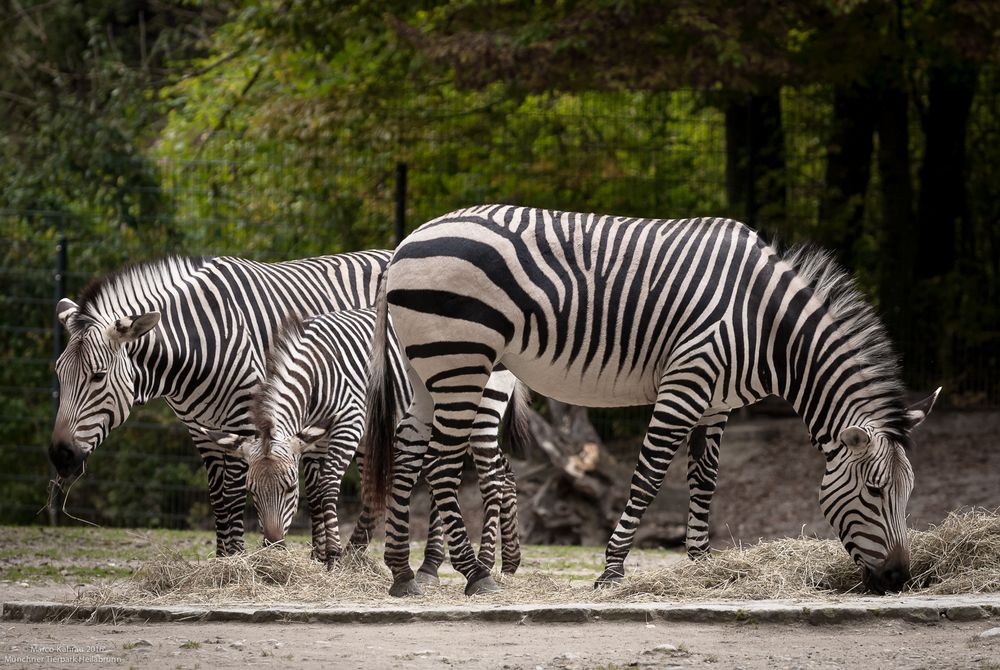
3 618 999 669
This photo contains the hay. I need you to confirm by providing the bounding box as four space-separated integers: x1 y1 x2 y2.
87 508 1000 606
602 508 1000 602
908 507 1000 594
90 546 394 606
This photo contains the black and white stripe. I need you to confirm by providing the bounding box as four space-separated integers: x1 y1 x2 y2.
207 308 522 582
363 204 939 595
51 251 389 556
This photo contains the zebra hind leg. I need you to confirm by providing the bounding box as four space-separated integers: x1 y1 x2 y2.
471 371 519 574
498 454 522 575
346 453 377 552
685 410 729 560
415 499 444 585
384 406 432 597
596 373 710 588
424 388 500 594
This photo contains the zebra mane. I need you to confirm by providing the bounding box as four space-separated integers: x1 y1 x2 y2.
251 313 310 454
73 256 212 333
782 244 910 441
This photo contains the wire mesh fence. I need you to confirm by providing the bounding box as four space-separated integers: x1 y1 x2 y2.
1 87 997 531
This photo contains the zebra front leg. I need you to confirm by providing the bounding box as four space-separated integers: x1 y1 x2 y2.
301 454 330 564
597 375 709 587
199 446 249 556
415 498 445 585
498 454 522 575
685 410 729 559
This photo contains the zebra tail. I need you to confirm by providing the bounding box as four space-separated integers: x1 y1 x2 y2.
361 276 395 516
500 381 535 459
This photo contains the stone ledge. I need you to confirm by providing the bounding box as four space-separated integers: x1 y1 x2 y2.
4 596 998 626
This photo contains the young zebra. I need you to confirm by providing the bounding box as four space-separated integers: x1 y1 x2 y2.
51 252 389 558
205 309 524 586
363 204 939 596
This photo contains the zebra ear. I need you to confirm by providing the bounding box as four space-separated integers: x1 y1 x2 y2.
839 426 870 451
57 299 79 329
291 418 333 454
202 428 251 460
108 312 160 344
905 387 941 431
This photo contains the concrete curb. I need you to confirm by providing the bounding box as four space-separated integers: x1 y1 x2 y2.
4 596 999 626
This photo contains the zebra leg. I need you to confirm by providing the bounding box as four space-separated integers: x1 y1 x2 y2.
423 386 502 595
198 445 249 556
596 374 710 588
301 454 330 563
384 403 433 597
415 496 445 585
346 453 377 552
498 454 522 575
685 410 729 559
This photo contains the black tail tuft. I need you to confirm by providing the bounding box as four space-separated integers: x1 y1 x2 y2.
500 381 535 460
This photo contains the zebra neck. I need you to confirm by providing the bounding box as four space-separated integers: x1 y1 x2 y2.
770 304 877 450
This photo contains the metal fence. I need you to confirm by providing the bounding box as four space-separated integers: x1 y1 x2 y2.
1 87 996 531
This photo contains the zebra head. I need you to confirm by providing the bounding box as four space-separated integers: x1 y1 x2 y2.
207 423 330 545
819 389 939 594
51 298 160 482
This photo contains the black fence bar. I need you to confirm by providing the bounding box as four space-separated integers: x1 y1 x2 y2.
49 234 66 525
395 162 407 247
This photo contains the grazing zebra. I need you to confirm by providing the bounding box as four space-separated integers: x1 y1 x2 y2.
204 309 523 585
363 204 939 596
51 251 389 558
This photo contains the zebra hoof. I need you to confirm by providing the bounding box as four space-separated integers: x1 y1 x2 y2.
465 574 500 596
594 568 624 589
389 578 424 598
415 569 440 587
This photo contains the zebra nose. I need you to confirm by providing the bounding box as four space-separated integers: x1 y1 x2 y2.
865 547 911 594
262 525 286 547
48 440 85 480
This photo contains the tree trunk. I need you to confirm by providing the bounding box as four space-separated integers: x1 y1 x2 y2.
725 91 786 234
818 83 875 269
876 80 914 345
916 63 978 280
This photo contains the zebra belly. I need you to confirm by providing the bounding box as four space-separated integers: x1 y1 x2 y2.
499 354 658 407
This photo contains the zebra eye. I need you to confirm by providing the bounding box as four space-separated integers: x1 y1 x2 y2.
90 371 107 382
866 485 882 498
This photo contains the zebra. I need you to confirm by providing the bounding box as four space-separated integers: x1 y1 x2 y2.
51 251 390 559
363 204 940 596
203 308 524 588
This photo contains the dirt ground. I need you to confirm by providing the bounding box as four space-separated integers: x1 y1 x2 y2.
3 618 998 669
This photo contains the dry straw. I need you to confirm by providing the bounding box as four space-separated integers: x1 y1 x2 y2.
89 508 999 606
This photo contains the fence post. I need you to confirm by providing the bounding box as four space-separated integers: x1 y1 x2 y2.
49 235 67 526
394 162 407 247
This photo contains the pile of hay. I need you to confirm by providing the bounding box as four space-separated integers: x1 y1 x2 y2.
89 508 998 605
604 508 1000 601
91 547 395 606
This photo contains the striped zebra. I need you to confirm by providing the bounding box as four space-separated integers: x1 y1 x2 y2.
204 308 523 587
51 251 389 558
363 204 939 596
